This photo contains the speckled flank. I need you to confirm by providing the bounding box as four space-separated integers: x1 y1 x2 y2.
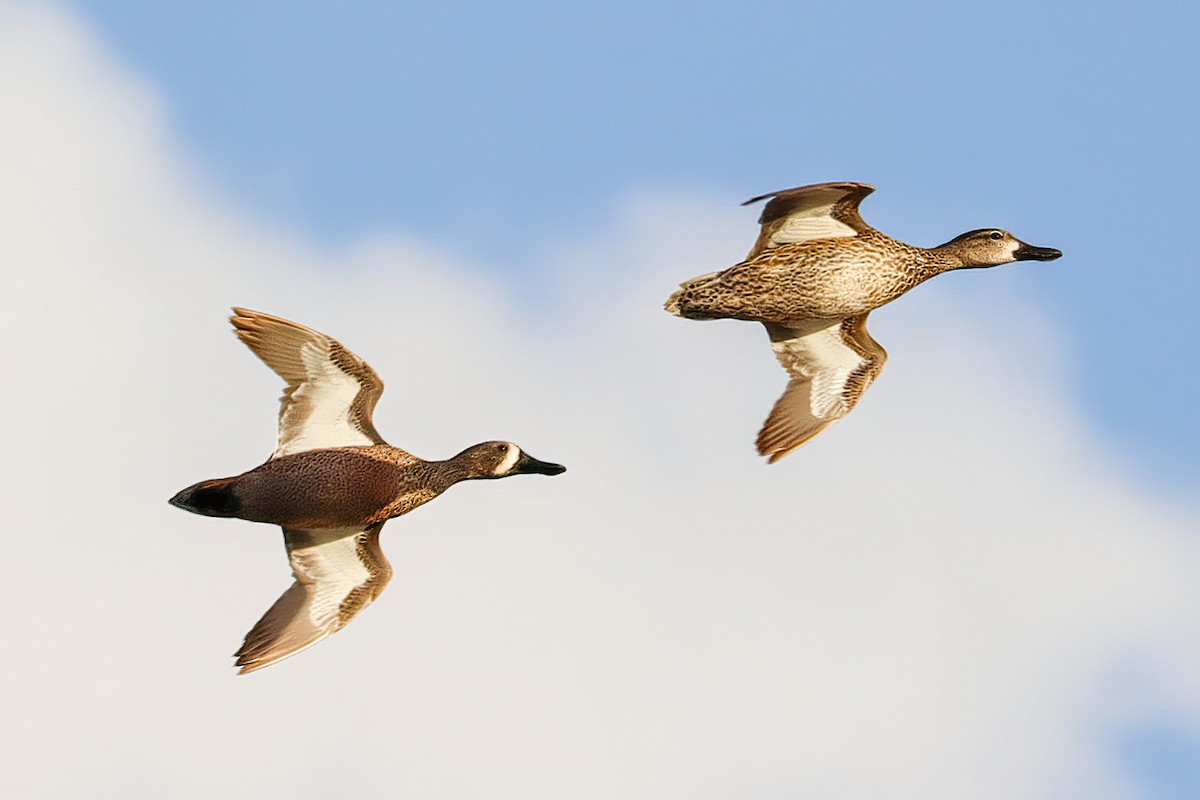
669 231 954 324
665 182 1061 461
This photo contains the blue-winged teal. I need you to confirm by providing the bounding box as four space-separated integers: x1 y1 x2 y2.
665 182 1062 462
170 309 565 673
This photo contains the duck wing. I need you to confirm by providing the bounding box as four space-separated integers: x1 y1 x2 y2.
742 182 876 259
234 524 393 674
756 315 887 462
231 308 386 458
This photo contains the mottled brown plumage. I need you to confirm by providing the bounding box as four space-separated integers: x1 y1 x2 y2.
169 309 565 674
665 182 1062 462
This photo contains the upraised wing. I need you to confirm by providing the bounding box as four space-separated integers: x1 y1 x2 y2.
742 182 876 259
756 315 887 462
231 308 386 458
234 525 393 674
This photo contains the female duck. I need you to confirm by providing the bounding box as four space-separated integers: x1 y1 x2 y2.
665 182 1061 462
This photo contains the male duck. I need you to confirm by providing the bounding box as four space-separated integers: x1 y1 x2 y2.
665 182 1062 462
170 308 565 673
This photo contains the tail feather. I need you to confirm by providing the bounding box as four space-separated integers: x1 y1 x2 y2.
169 477 241 517
664 271 722 319
664 287 686 316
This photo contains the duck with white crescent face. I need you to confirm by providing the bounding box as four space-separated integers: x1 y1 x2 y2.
169 308 565 674
664 182 1062 463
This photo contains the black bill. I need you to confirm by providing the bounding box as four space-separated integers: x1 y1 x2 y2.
515 452 567 476
1013 242 1063 261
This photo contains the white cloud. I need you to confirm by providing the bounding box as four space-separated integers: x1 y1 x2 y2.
1 3 1197 799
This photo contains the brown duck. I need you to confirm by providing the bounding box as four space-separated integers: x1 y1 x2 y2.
170 308 565 674
665 182 1062 462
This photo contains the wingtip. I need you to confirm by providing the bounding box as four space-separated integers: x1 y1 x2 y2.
756 439 795 465
229 307 256 335
756 427 823 464
229 306 255 324
755 415 831 464
233 659 264 676
231 645 275 675
230 635 327 675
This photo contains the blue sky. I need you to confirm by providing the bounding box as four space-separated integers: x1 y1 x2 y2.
3 2 1198 797
64 0 1200 493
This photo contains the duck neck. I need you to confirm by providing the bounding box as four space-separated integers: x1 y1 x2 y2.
918 246 964 277
430 457 475 491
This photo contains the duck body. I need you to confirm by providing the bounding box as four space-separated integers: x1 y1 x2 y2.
169 309 564 674
171 445 445 529
665 182 1062 462
671 230 951 325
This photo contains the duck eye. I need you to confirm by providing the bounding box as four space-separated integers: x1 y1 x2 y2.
990 231 1003 240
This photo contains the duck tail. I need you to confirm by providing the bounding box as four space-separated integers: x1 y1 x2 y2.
169 476 241 517
664 272 722 319
664 287 687 316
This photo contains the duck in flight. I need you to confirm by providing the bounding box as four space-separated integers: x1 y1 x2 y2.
665 182 1062 462
170 308 565 674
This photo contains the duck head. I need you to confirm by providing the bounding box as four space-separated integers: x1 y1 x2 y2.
456 441 567 480
935 229 1062 269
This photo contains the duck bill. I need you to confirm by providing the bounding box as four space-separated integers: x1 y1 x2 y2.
515 452 566 476
1013 242 1063 261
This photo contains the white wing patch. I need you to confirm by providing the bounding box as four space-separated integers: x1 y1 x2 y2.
770 205 858 247
272 342 378 457
743 183 874 259
289 529 372 631
770 322 863 419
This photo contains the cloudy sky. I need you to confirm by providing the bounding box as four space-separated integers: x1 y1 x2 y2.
2 1 1198 798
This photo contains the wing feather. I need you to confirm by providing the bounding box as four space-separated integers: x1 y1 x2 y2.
231 308 386 458
742 182 876 259
233 525 393 674
756 315 887 462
